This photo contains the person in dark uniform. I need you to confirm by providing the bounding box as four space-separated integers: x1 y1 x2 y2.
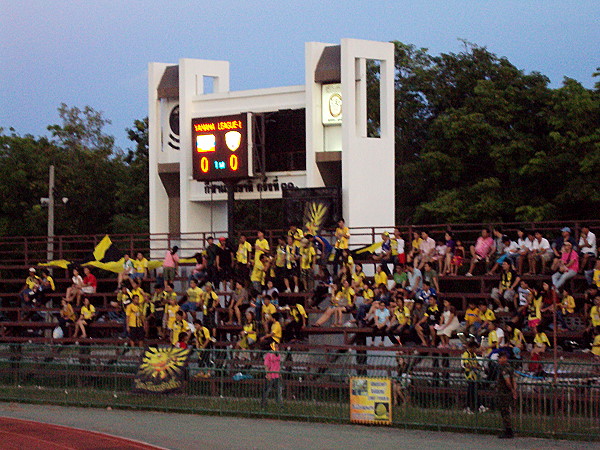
496 350 517 439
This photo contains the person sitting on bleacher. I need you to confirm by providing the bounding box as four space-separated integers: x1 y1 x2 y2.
476 302 496 340
65 268 83 305
260 312 283 348
117 253 135 286
490 261 520 313
458 301 481 344
436 299 460 348
527 231 553 275
81 267 97 297
415 296 442 347
414 280 437 304
109 284 131 323
259 294 277 333
181 278 203 317
504 323 524 355
38 269 55 305
227 280 249 325
387 297 410 346
58 298 76 337
373 232 394 274
414 230 436 270
74 297 95 339
282 303 307 342
19 267 40 306
404 265 422 298
131 252 148 281
236 309 258 353
466 229 495 277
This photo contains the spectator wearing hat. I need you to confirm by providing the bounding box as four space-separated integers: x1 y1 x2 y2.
20 267 40 306
551 227 578 268
162 245 179 287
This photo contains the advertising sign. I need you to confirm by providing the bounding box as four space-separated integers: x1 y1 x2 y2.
349 377 392 424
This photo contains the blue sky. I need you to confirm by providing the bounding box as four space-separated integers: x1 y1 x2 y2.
1 0 598 150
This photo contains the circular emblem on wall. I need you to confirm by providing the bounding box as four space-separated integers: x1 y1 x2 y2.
328 93 342 118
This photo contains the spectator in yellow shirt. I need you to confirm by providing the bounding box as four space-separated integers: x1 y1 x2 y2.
333 218 350 274
125 295 145 346
170 310 190 346
374 265 389 288
260 313 283 346
74 297 96 339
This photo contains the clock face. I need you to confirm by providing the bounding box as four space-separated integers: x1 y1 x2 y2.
329 93 342 117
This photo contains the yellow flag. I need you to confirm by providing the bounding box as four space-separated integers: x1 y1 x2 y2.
39 259 71 269
93 235 113 261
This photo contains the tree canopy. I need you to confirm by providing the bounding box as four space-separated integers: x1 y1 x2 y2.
0 105 148 236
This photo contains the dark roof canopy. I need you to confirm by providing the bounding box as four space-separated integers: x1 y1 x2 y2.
314 45 341 84
157 65 179 99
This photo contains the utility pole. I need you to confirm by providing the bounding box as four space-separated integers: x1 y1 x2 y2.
47 165 55 262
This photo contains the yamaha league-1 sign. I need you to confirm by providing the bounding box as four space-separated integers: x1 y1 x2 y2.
192 113 250 181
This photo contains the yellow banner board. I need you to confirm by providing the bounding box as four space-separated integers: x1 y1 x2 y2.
350 377 392 424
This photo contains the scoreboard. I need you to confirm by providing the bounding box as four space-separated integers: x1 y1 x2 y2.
191 113 250 181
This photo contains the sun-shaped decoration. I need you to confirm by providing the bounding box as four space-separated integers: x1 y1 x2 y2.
138 347 191 380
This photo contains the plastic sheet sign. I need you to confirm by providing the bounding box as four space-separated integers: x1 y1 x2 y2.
349 377 392 424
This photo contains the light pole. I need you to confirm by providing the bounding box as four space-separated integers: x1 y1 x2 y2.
47 165 55 262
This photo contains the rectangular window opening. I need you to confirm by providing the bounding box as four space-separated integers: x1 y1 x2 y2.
366 59 381 138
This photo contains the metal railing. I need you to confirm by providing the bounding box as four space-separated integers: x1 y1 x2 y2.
0 343 598 440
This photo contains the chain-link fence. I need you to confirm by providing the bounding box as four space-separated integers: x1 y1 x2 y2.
0 343 598 440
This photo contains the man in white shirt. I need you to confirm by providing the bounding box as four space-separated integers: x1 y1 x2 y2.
517 230 535 275
579 225 597 273
414 230 435 270
528 231 552 275
488 236 519 274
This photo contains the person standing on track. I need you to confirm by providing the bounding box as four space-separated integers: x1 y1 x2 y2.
496 350 517 439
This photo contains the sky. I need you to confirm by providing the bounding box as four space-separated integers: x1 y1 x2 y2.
1 0 598 150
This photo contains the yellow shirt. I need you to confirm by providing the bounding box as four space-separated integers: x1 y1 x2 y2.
334 226 350 249
394 306 411 325
461 350 479 380
171 319 190 345
194 326 211 347
299 245 316 270
262 302 277 318
125 303 144 327
534 332 550 347
290 304 307 322
236 241 252 264
593 269 600 288
271 321 282 343
374 271 388 287
352 271 366 287
131 287 145 302
510 328 524 347
591 306 600 327
592 334 600 357
285 244 298 269
479 309 496 322
560 295 575 314
488 329 500 348
251 260 266 284
254 238 270 263
61 304 76 322
341 287 355 305
81 304 96 320
133 258 148 274
25 275 40 290
187 286 203 304
363 288 374 301
243 322 257 342
288 228 304 247
411 238 423 252
203 291 219 311
165 304 180 329
464 307 480 325
275 245 287 267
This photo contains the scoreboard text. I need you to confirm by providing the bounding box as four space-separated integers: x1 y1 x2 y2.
191 114 249 181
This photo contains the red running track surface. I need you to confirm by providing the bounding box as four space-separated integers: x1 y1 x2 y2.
0 417 164 449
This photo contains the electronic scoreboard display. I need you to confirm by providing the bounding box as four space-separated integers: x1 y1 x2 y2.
191 113 250 181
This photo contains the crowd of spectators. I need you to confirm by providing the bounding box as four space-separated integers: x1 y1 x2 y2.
11 222 600 362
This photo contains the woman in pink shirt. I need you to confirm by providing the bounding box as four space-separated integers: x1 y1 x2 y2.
551 242 579 290
261 342 282 407
466 229 495 276
162 246 179 287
